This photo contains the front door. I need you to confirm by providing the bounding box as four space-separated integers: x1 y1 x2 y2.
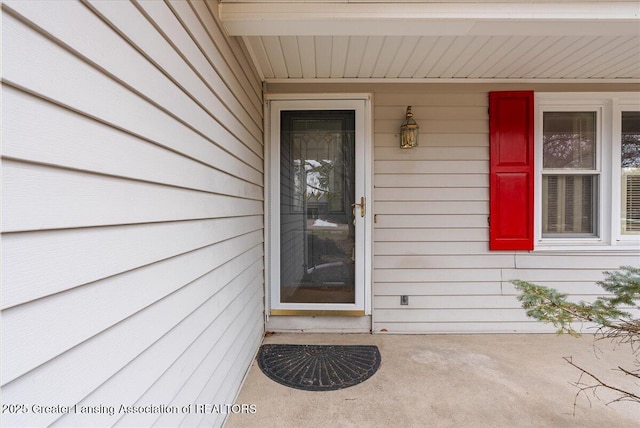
268 98 370 315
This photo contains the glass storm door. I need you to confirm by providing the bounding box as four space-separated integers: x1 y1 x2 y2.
269 100 367 314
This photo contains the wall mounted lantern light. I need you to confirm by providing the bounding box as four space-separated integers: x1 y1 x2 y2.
400 106 419 149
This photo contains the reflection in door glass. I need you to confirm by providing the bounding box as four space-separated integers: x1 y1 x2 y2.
280 111 355 303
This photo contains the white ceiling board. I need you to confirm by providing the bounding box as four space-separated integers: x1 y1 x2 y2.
574 37 639 78
444 36 492 78
538 36 606 78
385 36 422 78
594 50 640 79
261 36 288 77
226 2 640 81
416 36 456 77
611 61 640 79
247 34 640 80
553 36 627 79
470 36 524 78
525 36 594 78
280 37 302 78
245 36 273 79
504 36 578 78
330 36 350 78
357 36 385 78
429 36 477 78
314 36 333 78
343 36 368 78
297 36 316 78
397 36 435 78
371 37 404 78
500 36 558 78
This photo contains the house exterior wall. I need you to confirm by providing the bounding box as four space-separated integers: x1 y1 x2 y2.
267 82 640 333
1 1 263 427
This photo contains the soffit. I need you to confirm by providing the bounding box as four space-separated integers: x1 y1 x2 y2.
218 1 640 82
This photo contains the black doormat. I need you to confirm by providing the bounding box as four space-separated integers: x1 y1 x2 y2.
257 344 381 391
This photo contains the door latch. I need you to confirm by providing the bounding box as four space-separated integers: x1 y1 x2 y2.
352 196 366 218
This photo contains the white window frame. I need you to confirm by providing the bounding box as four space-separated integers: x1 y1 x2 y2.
613 103 640 242
535 93 640 250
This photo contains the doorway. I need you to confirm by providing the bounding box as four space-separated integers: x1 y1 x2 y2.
267 97 371 317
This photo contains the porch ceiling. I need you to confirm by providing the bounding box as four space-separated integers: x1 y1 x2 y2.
218 1 640 82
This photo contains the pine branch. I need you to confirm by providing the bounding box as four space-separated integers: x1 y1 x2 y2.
512 280 631 337
514 266 640 408
563 357 640 404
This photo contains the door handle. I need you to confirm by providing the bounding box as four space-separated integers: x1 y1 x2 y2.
351 196 365 218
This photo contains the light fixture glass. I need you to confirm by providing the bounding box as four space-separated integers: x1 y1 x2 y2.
400 106 419 149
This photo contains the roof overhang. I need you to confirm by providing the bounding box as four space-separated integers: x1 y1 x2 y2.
218 1 640 82
220 1 639 37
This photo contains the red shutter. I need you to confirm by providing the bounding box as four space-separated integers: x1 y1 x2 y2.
489 91 534 251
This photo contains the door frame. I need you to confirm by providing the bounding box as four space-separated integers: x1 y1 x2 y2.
265 94 373 317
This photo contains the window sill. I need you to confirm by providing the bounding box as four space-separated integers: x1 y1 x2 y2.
534 242 640 254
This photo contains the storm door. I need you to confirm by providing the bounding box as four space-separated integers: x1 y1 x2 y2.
269 99 368 315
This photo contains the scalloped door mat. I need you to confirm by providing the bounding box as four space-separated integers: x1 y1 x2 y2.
257 344 381 391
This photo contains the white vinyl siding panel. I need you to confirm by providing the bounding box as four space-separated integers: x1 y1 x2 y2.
1 1 263 427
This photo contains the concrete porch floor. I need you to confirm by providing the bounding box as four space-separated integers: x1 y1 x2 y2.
227 333 639 427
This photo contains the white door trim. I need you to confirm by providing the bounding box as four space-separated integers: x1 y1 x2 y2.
265 94 373 316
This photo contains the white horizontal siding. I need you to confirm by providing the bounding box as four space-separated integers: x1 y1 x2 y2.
375 146 489 161
375 173 488 188
54 265 264 428
376 282 503 296
374 214 489 229
371 86 640 334
375 321 553 334
2 234 264 384
3 258 264 428
375 255 514 269
2 216 263 309
377 308 532 323
375 187 488 201
375 229 488 242
2 7 262 184
375 201 488 215
375 160 488 175
375 295 523 310
375 281 627 297
376 132 488 147
2 87 263 201
514 254 640 270
3 161 263 231
2 2 263 428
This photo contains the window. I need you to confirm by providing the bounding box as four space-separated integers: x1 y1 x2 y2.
541 112 599 237
536 93 640 248
621 111 640 235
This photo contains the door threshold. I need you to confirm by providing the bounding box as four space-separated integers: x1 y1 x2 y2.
266 314 372 333
270 309 365 317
